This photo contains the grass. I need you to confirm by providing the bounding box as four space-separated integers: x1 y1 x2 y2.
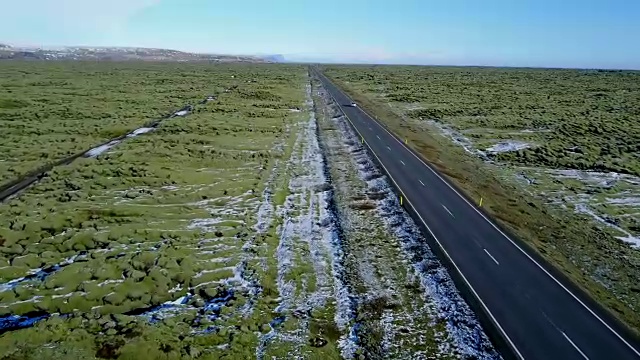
252 83 346 358
0 61 242 184
321 64 640 335
330 65 640 175
0 61 519 358
313 77 470 359
0 62 317 358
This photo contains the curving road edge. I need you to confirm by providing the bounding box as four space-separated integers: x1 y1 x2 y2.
312 67 640 360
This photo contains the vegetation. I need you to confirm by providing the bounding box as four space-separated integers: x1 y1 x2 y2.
327 66 640 176
0 61 502 359
315 85 456 359
0 61 235 183
321 65 640 334
0 62 341 358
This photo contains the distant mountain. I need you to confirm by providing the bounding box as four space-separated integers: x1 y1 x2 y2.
262 54 286 63
0 44 278 63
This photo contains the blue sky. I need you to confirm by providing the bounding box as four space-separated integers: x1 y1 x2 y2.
2 0 639 69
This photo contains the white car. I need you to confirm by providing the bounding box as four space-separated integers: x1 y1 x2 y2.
350 102 357 107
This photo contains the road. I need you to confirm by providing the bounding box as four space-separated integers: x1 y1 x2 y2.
313 68 640 360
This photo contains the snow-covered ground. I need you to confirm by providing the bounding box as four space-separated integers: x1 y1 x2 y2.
485 141 532 154
257 83 359 359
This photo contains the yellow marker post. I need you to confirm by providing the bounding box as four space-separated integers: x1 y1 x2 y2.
405 138 408 145
361 136 364 144
479 197 483 207
400 196 403 206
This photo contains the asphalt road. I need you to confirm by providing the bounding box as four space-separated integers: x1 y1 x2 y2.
314 69 640 360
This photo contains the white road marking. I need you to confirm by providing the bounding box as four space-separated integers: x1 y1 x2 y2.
369 126 373 130
324 74 640 358
542 311 589 359
484 249 500 265
321 80 525 360
400 160 405 166
387 146 391 151
542 311 560 329
471 236 482 247
376 135 381 140
442 204 454 217
562 332 590 359
419 180 425 186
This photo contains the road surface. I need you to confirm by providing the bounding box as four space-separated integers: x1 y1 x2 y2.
314 68 640 360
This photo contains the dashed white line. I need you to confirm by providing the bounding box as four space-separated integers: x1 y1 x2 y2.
419 179 425 186
541 311 555 327
484 249 500 265
321 72 525 359
541 311 590 359
376 134 381 140
442 204 454 217
562 332 590 359
387 146 391 151
369 126 372 130
471 236 482 247
400 160 405 166
337 74 640 358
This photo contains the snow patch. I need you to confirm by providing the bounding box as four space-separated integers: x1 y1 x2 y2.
127 127 155 137
521 128 553 133
485 141 532 154
546 169 640 188
574 204 640 248
605 197 640 207
426 120 484 158
85 126 156 158
85 139 122 158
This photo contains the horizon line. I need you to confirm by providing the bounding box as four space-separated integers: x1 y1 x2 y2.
2 41 638 71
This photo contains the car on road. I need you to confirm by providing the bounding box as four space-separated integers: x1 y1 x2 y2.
349 102 357 107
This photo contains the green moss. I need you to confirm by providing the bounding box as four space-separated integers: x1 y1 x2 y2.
191 269 234 287
0 265 28 280
0 63 312 355
103 291 126 306
9 300 38 315
45 263 92 290
323 64 640 336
